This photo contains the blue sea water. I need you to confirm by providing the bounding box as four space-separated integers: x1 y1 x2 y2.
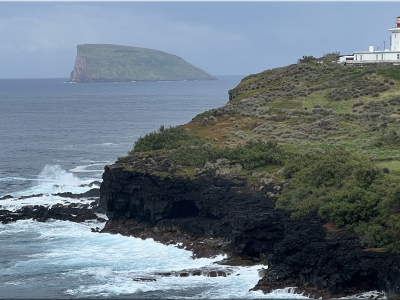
0 77 312 299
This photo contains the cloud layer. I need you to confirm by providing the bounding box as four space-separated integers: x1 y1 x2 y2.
0 2 398 78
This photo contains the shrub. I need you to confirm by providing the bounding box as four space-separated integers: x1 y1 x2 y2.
297 55 317 64
277 147 400 251
170 140 283 169
130 125 203 153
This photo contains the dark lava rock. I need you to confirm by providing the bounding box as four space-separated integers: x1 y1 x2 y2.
154 266 235 278
99 158 400 299
79 181 102 188
251 218 400 299
133 277 156 282
18 193 43 200
53 188 100 199
0 201 102 224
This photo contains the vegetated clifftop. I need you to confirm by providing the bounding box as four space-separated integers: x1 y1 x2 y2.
70 44 216 82
100 56 400 298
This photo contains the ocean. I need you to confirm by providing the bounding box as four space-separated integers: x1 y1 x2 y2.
0 76 310 299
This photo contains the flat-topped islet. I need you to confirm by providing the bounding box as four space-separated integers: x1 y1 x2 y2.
70 44 216 83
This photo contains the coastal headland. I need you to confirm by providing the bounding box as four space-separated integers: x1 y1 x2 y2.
99 55 400 298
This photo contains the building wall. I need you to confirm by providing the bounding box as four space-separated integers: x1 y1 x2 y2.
336 24 400 64
339 51 400 63
390 28 400 51
354 51 400 61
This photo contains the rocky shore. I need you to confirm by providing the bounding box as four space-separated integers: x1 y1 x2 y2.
0 187 105 225
99 154 400 299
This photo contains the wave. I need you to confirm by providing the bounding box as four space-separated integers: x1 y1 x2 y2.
69 163 105 173
0 165 101 211
0 177 36 182
0 219 277 299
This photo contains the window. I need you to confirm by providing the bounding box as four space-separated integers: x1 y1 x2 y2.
376 54 378 60
397 54 400 60
360 55 363 60
382 54 384 60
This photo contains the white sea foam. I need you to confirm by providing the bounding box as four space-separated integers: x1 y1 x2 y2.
339 290 386 299
0 165 100 211
0 219 282 298
31 165 97 193
0 194 94 212
0 177 35 183
264 287 309 299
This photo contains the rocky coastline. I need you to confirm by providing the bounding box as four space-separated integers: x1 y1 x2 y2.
7 59 400 298
0 187 105 226
99 154 400 299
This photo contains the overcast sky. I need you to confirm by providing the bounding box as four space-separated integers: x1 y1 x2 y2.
1 1 400 79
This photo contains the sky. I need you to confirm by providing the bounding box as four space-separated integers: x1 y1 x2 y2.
1 1 400 79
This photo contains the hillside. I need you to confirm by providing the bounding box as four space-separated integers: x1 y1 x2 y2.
183 60 400 251
99 57 400 298
70 44 216 82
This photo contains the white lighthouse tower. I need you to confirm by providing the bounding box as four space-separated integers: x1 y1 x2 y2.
338 15 400 64
390 15 400 50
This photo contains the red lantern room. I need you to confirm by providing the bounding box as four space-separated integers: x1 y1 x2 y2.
397 15 400 27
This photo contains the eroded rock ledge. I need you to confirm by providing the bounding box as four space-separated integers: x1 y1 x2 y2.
99 155 400 299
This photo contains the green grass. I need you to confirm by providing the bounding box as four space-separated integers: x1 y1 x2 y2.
377 68 400 81
276 147 400 251
123 59 400 252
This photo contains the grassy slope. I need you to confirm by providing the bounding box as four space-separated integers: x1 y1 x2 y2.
77 44 216 81
125 58 400 251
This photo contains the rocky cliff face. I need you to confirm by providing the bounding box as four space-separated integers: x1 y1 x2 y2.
70 54 88 83
100 154 400 299
100 154 285 258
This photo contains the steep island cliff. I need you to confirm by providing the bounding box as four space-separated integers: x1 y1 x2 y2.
70 44 216 83
100 56 400 298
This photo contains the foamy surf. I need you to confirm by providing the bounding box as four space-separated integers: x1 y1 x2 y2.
0 165 100 211
0 219 274 298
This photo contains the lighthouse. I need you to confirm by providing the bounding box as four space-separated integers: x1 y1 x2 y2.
338 15 400 64
389 15 400 50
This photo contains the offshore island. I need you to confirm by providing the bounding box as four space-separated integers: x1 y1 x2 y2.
70 44 216 82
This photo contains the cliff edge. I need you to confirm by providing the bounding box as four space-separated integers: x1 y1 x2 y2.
100 57 400 298
70 44 216 83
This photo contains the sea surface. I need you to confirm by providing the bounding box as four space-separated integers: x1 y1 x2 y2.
0 77 314 298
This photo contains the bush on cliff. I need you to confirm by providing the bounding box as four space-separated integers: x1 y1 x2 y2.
131 125 203 152
131 127 283 170
277 147 400 251
171 139 283 169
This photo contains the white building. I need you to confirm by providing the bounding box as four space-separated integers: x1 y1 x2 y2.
339 15 400 64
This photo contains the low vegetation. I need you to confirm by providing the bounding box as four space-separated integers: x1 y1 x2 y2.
130 125 203 152
126 53 400 252
170 139 283 169
277 147 400 251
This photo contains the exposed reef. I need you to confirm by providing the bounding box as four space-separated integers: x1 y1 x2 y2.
0 188 104 225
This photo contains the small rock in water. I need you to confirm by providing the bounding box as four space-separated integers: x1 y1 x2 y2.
133 277 156 282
